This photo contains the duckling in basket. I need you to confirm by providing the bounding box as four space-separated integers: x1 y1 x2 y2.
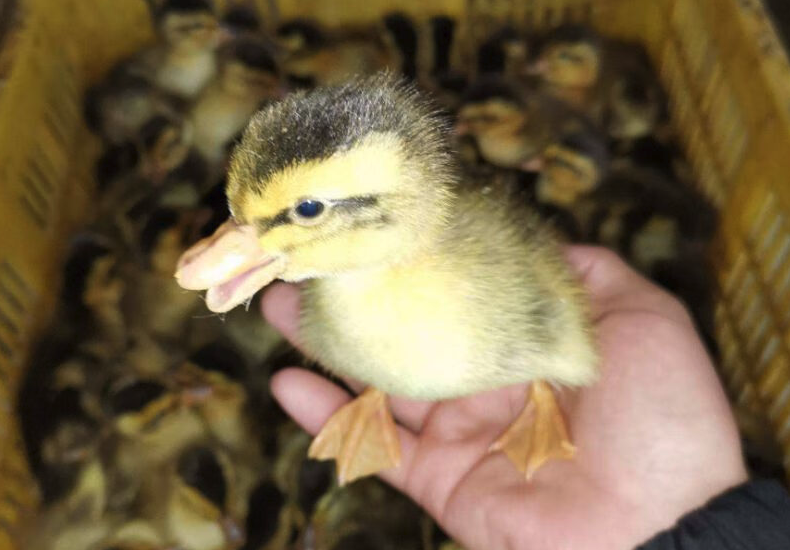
529 24 664 141
455 78 592 172
131 0 225 100
84 0 224 143
138 444 251 550
176 74 598 483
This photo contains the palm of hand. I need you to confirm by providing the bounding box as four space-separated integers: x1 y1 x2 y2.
263 247 746 550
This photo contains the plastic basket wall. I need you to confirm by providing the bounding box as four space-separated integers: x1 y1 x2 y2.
1 0 790 546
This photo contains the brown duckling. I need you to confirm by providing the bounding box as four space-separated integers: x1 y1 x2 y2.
176 74 597 483
173 343 262 459
84 0 224 143
129 0 224 100
530 25 664 140
455 78 591 171
122 208 206 346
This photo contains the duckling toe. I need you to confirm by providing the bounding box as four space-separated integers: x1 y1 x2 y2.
489 381 576 480
308 387 401 486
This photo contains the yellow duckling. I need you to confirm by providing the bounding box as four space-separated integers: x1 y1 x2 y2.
176 74 598 483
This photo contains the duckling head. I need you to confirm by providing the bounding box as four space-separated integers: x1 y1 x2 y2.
532 24 601 89
137 115 193 184
155 0 221 52
176 73 457 312
455 79 539 169
536 127 609 206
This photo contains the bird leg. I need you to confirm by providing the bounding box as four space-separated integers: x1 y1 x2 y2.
308 387 401 486
489 381 576 480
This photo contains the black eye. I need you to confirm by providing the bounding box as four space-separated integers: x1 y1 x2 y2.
294 200 325 219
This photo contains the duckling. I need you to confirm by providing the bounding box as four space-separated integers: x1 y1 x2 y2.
129 0 224 100
534 126 610 209
306 477 424 550
59 236 127 359
176 74 597 482
84 71 182 145
189 37 281 171
530 25 664 140
84 0 223 143
103 375 208 505
122 208 206 345
456 78 589 171
276 19 393 87
139 444 248 550
173 343 263 459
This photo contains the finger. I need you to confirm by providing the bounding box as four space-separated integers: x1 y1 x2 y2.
270 367 420 489
261 282 302 345
563 245 690 323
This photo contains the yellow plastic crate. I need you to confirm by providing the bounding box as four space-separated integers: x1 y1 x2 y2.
1 0 790 545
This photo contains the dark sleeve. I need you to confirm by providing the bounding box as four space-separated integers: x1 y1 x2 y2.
637 479 790 550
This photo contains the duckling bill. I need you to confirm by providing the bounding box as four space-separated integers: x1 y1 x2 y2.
176 74 598 484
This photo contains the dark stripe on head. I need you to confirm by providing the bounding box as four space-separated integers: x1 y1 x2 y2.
230 74 455 199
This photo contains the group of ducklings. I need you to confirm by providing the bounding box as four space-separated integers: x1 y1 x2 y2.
17 1 719 549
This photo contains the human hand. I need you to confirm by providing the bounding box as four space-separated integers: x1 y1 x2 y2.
262 246 747 550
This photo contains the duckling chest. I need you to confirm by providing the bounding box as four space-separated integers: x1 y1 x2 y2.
301 270 480 400
190 89 259 160
158 51 217 99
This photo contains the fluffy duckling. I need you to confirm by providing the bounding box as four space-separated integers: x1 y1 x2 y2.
97 115 203 217
306 478 424 550
530 25 664 140
122 208 206 345
173 343 262 459
534 126 610 208
84 72 181 146
103 375 208 504
59 236 127 359
455 78 590 171
84 0 223 143
189 37 281 170
276 20 393 87
176 74 597 482
129 0 224 100
139 444 248 550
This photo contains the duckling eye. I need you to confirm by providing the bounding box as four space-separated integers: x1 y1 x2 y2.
294 200 325 220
